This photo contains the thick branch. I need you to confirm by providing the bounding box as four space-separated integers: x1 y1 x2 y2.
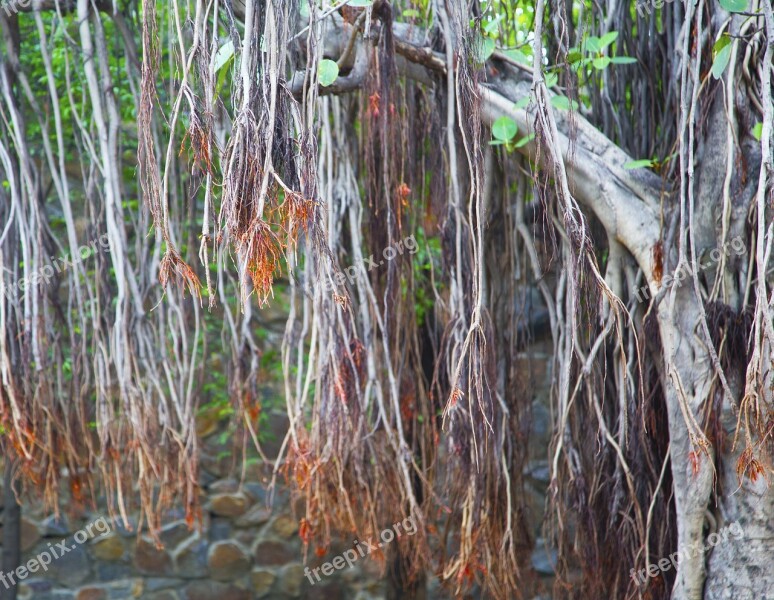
479 85 662 280
295 21 664 281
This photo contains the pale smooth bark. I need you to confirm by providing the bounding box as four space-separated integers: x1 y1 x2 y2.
291 18 772 599
2 6 770 598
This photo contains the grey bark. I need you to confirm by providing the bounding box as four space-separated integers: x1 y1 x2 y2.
1 461 20 600
656 288 716 600
704 412 774 600
297 20 774 600
690 79 772 600
2 6 770 599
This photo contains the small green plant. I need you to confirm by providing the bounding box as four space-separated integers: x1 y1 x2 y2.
624 158 657 170
491 116 519 144
490 112 535 150
569 31 637 72
409 228 442 328
624 152 676 171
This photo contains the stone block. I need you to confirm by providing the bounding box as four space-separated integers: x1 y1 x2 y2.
21 517 41 552
160 521 196 549
234 505 271 528
181 581 251 600
207 541 251 581
250 569 276 597
133 539 173 576
92 535 125 561
75 587 108 600
174 537 209 578
277 563 305 597
40 514 71 537
254 540 296 566
209 493 250 518
43 540 91 586
270 515 298 539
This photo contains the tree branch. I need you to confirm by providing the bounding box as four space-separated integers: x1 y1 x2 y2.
479 84 662 280
294 21 664 282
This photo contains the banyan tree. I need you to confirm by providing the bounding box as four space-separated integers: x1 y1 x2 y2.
0 0 772 598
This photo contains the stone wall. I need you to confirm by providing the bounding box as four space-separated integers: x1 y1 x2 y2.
0 456 387 600
0 334 556 600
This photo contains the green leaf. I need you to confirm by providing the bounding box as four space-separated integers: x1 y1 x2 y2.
599 31 619 49
299 1 309 18
711 43 732 80
567 50 583 65
752 122 763 141
476 37 496 62
624 159 655 170
585 36 602 53
593 56 612 70
514 96 531 110
545 72 559 88
214 40 234 73
215 55 233 100
719 0 747 12
491 116 518 142
318 59 339 87
714 34 732 53
483 16 501 35
402 8 420 17
611 56 637 64
514 133 536 148
503 48 531 64
550 95 579 111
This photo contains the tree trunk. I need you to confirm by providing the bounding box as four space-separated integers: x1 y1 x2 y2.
656 291 715 600
704 431 774 599
1 461 20 600
668 76 772 599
